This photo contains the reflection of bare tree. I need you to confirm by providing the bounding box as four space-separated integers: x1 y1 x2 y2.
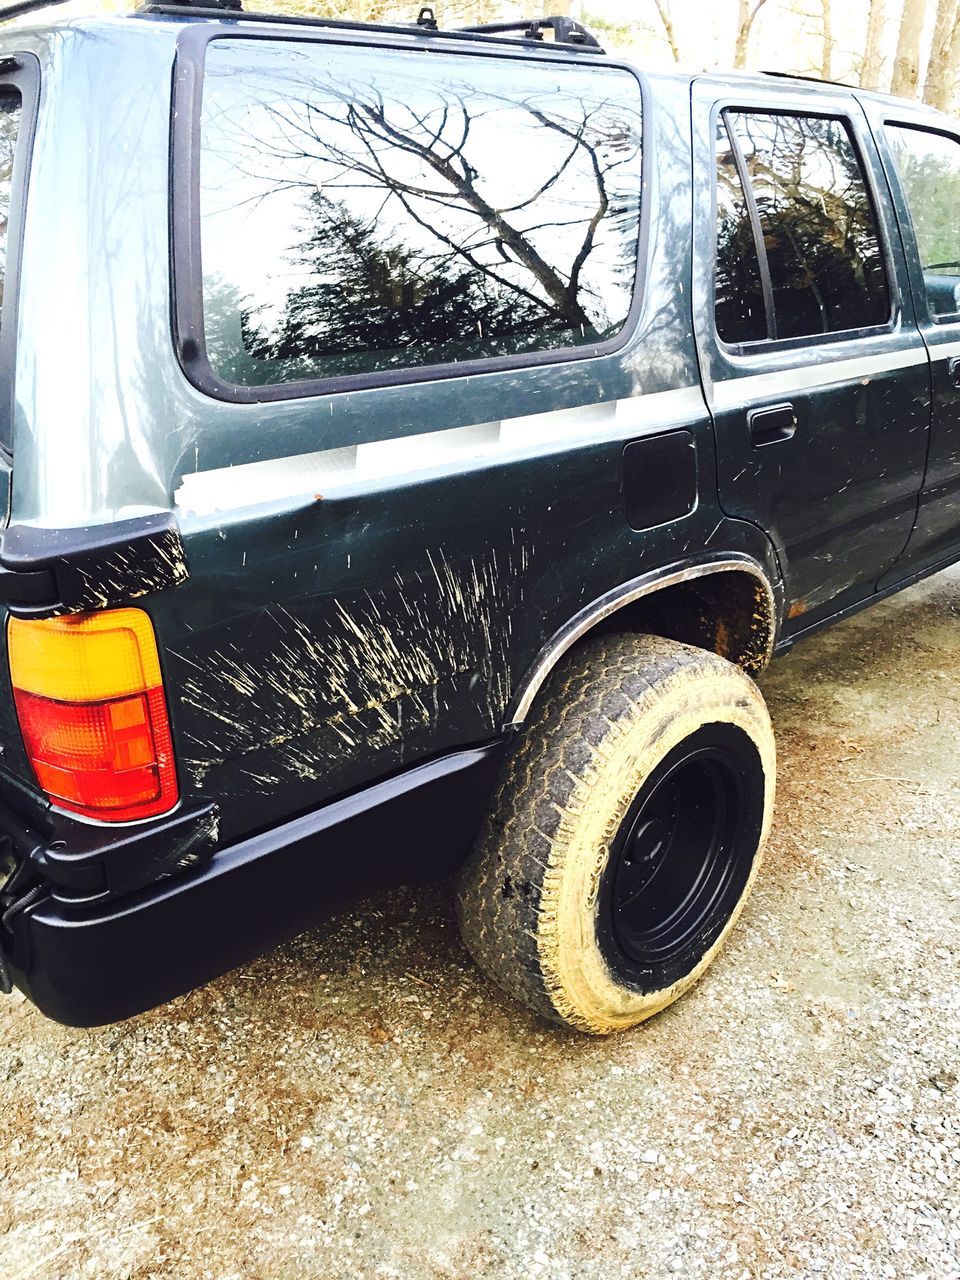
201 59 642 383
715 127 767 344
718 112 887 340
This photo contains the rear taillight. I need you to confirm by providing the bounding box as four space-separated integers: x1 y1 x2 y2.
7 608 179 823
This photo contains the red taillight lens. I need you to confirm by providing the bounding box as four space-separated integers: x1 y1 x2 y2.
14 688 175 819
8 610 179 823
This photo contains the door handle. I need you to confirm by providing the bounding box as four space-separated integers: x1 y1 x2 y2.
948 356 960 389
748 402 797 448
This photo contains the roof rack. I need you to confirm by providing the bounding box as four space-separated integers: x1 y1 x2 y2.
461 16 602 49
0 0 71 24
136 1 606 54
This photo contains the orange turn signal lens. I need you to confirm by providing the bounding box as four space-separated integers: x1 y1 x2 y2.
8 609 178 823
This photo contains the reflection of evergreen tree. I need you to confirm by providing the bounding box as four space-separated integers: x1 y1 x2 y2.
240 192 588 380
204 274 275 386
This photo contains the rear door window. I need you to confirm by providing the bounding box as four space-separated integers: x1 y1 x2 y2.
715 110 890 343
886 124 960 320
196 40 644 393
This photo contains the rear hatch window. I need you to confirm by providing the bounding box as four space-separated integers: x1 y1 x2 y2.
0 67 37 798
0 65 29 464
0 89 21 319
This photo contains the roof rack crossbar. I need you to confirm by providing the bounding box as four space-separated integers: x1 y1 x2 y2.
149 0 243 8
460 15 603 50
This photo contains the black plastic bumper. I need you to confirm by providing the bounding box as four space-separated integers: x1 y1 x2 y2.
4 741 505 1026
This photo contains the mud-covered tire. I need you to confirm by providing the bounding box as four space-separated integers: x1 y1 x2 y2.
456 633 776 1034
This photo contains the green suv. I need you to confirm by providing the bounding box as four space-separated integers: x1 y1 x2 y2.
0 3 957 1033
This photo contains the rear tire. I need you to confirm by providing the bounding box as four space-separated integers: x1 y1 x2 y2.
456 632 776 1034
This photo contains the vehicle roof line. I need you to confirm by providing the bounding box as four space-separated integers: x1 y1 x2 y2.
136 2 607 55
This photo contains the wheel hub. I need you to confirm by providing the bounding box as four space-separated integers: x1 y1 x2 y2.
599 723 763 988
619 814 673 903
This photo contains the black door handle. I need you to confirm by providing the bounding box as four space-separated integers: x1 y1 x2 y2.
748 402 797 448
948 356 960 389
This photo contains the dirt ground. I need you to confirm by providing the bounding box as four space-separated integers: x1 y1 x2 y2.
1 568 959 1280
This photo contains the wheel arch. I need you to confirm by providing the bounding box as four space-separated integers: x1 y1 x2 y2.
504 553 777 729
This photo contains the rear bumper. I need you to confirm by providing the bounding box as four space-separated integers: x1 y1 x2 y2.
3 742 504 1025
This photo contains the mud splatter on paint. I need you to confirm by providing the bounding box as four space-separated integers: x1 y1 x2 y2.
171 541 527 793
54 527 190 615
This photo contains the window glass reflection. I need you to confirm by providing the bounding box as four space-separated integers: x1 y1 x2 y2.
0 92 21 320
726 112 889 340
199 41 643 388
887 125 960 319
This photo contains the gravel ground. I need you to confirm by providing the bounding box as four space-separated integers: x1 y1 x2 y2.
1 568 959 1280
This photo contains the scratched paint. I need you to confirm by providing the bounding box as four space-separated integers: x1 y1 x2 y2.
170 539 529 795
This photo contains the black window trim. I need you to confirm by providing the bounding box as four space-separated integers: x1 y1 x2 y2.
0 52 40 460
711 101 899 359
881 115 960 328
169 22 650 405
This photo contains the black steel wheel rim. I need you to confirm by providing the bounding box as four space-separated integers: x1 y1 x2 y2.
597 722 765 992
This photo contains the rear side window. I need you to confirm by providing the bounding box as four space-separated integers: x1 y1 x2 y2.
886 124 960 320
714 111 890 344
197 40 644 391
0 90 21 318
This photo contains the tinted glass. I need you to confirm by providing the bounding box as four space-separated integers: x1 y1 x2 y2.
887 125 960 319
715 117 767 344
0 91 21 319
727 112 889 340
199 41 643 389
